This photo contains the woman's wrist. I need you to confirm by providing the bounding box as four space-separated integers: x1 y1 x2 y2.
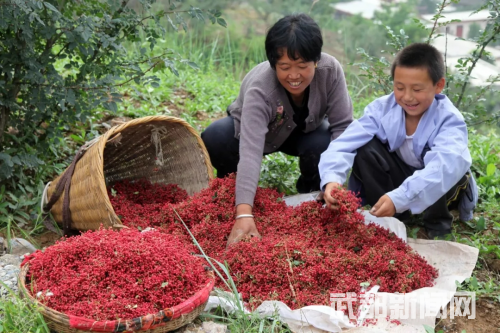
236 214 254 219
236 203 252 214
235 203 253 220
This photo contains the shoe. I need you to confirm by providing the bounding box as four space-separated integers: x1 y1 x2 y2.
426 229 455 241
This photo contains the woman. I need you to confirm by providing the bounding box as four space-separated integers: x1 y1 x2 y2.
201 13 353 246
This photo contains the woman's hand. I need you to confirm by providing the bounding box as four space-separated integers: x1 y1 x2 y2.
226 217 261 248
227 203 261 248
369 194 396 217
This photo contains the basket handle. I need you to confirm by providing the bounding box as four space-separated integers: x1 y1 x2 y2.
43 145 87 235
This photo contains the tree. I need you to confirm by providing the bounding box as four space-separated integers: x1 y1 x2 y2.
0 0 225 176
337 0 426 60
468 22 482 39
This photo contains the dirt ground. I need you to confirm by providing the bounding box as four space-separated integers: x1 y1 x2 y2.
435 298 500 333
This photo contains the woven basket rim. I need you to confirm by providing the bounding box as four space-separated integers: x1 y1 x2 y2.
19 262 215 332
54 115 214 230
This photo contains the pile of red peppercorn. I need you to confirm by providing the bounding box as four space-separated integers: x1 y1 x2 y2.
109 176 438 310
24 175 438 321
24 228 208 321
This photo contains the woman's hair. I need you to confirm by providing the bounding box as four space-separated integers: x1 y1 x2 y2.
265 13 323 69
391 43 444 84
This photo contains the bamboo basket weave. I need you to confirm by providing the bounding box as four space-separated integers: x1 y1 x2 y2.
45 116 214 232
19 264 215 333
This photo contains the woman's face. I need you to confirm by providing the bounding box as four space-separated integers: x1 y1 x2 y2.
275 48 316 103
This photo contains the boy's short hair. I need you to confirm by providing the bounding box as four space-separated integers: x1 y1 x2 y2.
391 43 444 84
265 13 323 69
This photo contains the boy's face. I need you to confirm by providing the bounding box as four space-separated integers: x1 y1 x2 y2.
393 66 445 120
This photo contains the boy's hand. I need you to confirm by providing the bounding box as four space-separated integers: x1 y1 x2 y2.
322 182 342 210
370 195 396 217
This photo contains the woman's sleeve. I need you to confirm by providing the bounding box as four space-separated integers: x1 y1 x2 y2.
235 87 272 207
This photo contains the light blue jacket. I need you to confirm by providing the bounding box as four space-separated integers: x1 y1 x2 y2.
319 93 478 221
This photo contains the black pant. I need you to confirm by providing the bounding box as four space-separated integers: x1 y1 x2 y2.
201 116 331 193
350 138 469 233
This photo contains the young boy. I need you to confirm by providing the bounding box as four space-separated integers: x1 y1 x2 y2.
318 43 477 239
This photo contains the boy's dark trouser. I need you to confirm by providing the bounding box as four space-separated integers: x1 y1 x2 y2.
351 138 469 234
201 116 331 193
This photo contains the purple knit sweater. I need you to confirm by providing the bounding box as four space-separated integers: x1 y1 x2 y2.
227 53 353 206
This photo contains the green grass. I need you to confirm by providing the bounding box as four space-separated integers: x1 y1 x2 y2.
0 284 50 333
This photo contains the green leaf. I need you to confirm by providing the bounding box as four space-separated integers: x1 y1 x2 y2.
168 65 179 77
70 134 84 143
7 192 18 202
13 215 27 224
66 89 76 106
470 276 479 289
166 15 178 32
16 211 30 220
0 153 13 167
81 27 92 42
11 156 21 165
107 101 118 113
217 17 227 28
360 281 370 288
389 260 395 264
407 272 414 279
476 217 486 232
486 163 496 176
43 2 60 14
423 325 435 333
161 282 168 288
187 61 200 70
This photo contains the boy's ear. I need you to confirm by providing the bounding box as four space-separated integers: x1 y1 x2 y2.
435 77 446 94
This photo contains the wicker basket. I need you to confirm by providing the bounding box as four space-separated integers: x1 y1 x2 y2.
19 264 215 333
45 116 214 232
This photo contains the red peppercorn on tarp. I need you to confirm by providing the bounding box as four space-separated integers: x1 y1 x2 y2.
202 201 479 333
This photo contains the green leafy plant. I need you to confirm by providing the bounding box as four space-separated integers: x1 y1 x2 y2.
0 0 226 235
468 131 500 212
259 153 300 196
0 283 50 333
455 274 500 299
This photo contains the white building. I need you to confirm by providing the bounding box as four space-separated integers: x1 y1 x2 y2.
421 10 492 38
424 10 500 86
331 0 407 20
431 35 500 86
